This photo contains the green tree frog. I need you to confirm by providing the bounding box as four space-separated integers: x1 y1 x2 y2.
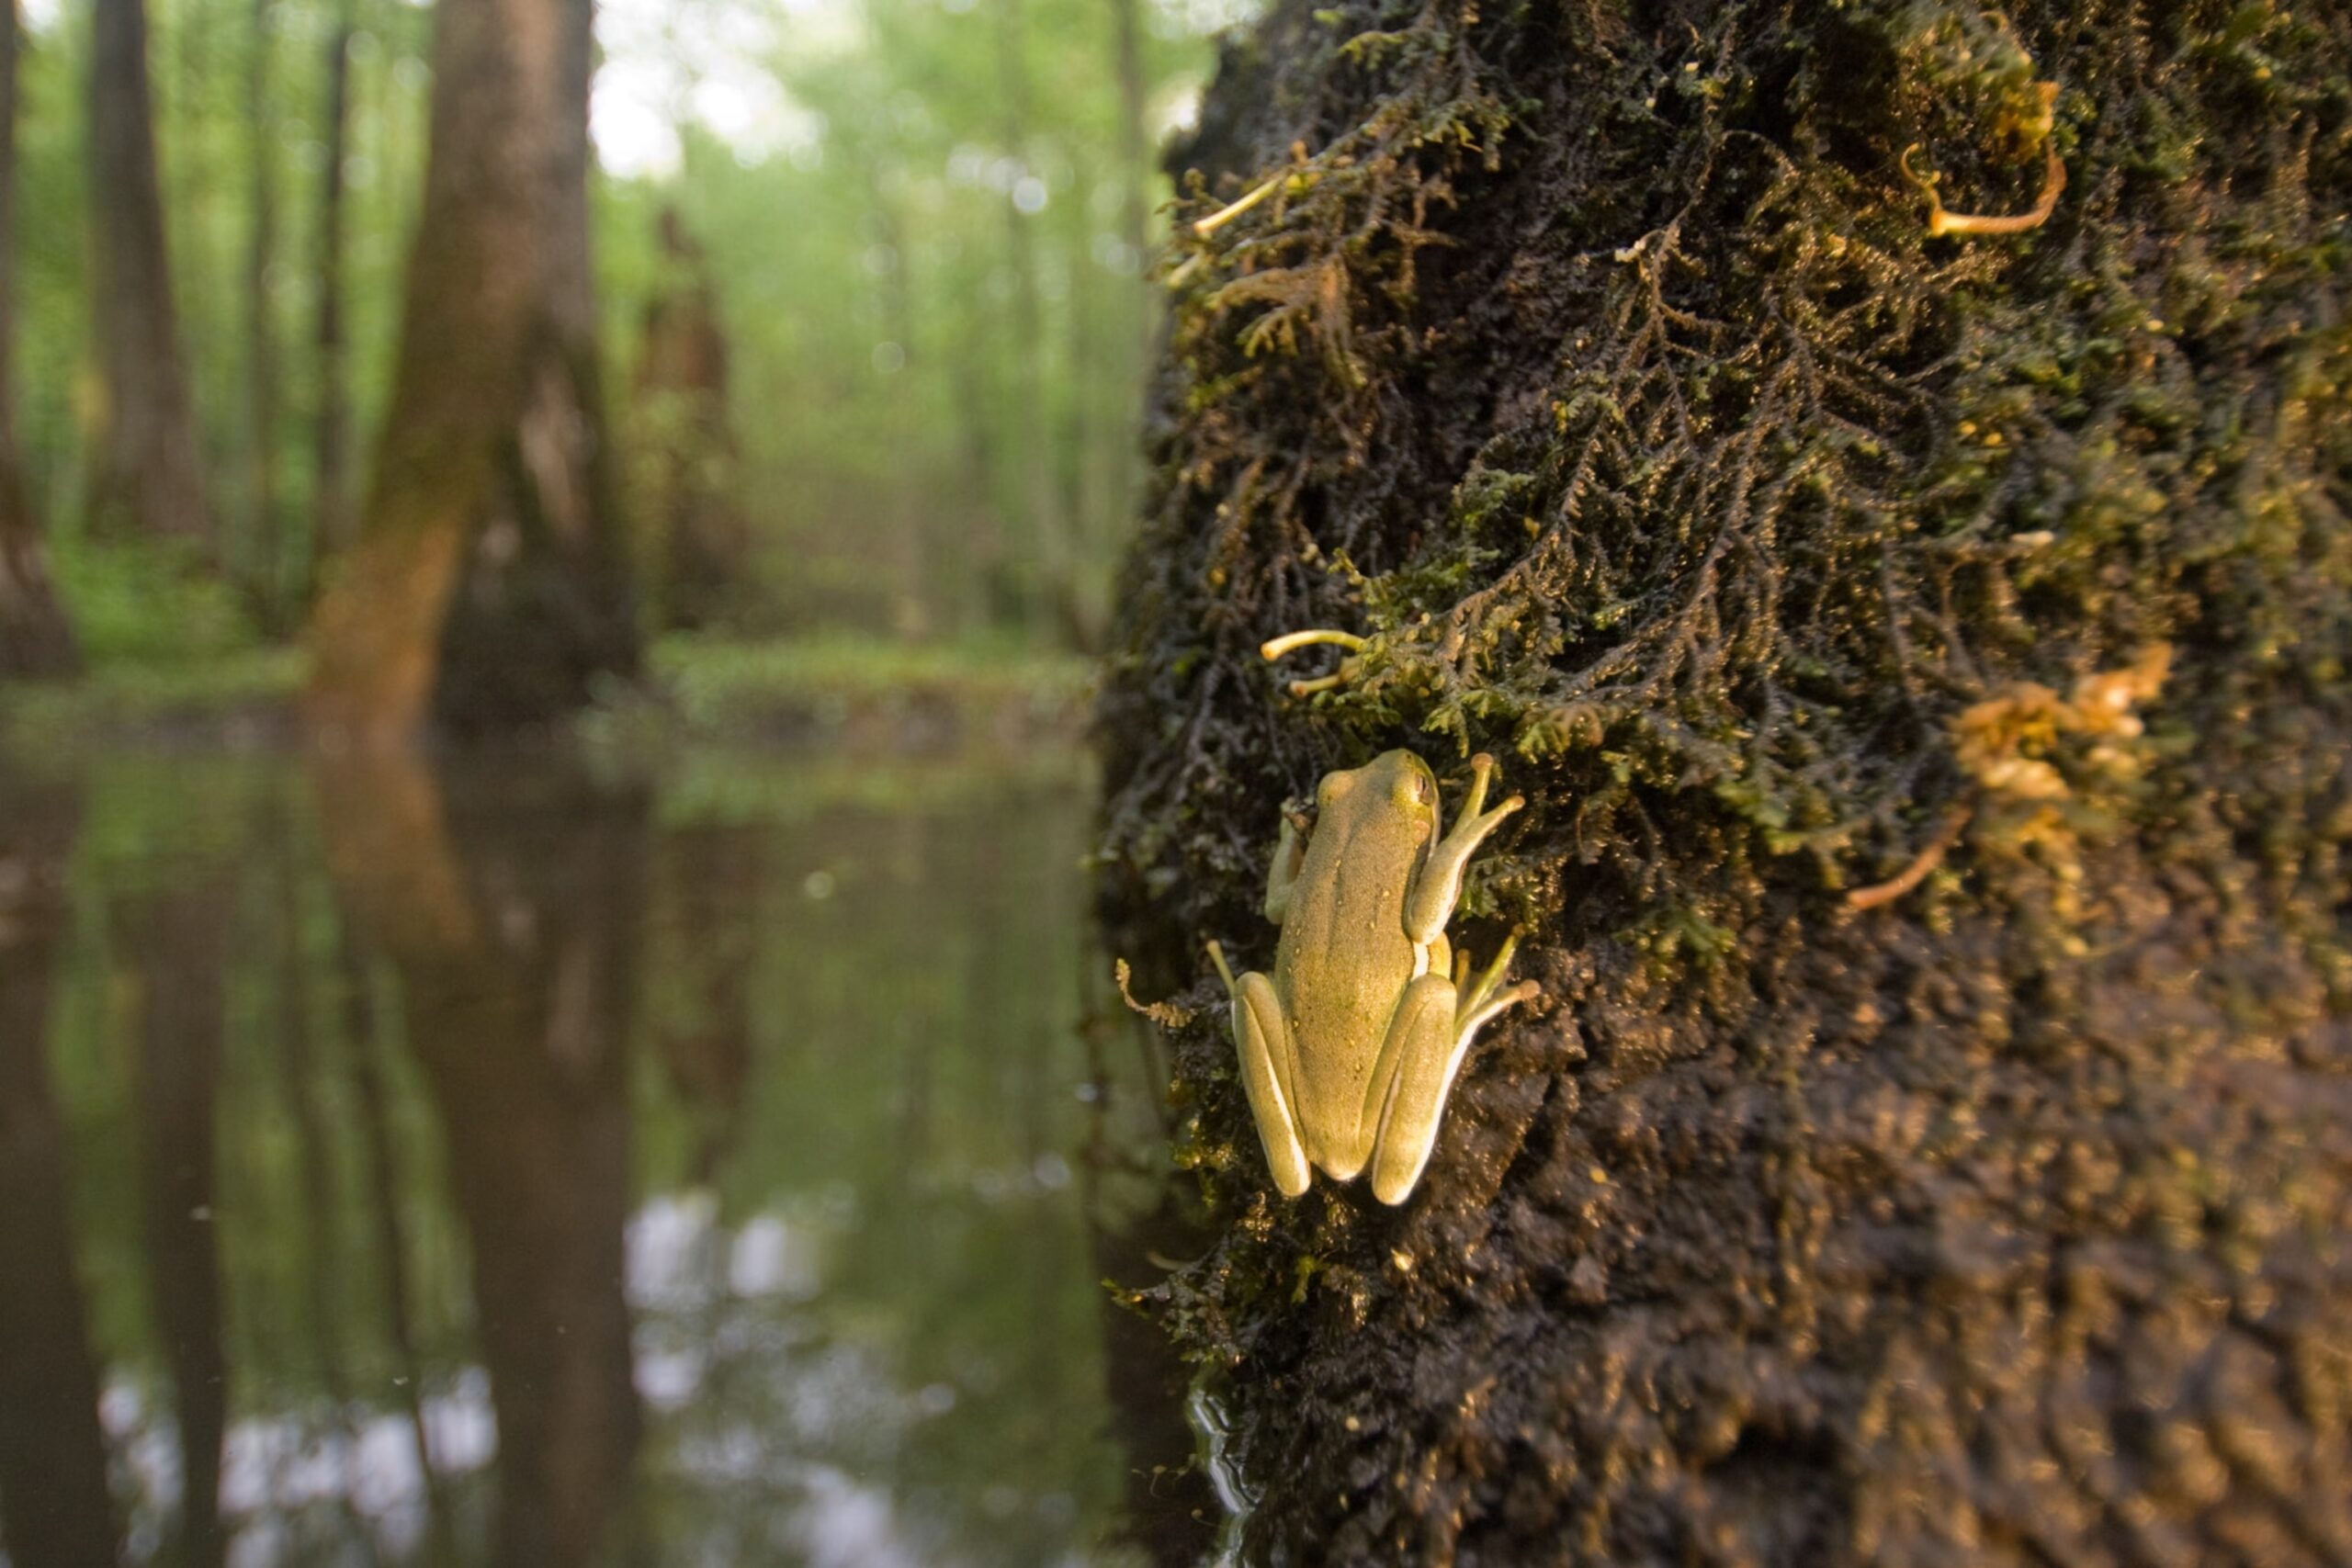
1207 750 1540 1204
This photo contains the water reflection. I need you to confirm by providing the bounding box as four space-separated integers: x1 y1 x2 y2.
0 742 1200 1566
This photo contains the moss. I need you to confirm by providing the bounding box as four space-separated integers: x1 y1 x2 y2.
1097 0 2352 1562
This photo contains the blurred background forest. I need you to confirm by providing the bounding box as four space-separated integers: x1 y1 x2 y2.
0 0 1250 702
0 2 1257 1562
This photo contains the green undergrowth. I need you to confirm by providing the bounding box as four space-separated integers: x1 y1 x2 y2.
0 647 307 752
580 632 1094 753
0 632 1092 759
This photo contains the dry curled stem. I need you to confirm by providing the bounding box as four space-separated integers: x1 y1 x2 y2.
1261 627 1370 697
1115 957 1197 1030
1902 85 2067 238
1847 803 1975 910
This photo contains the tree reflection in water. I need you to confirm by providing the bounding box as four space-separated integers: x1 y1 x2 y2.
0 776 116 1568
0 743 1188 1566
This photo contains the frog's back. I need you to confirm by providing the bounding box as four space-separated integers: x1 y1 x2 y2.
1273 761 1431 1167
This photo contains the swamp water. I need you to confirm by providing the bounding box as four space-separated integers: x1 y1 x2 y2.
0 740 1208 1567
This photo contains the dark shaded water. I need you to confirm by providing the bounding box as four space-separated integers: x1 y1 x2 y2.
0 742 1205 1567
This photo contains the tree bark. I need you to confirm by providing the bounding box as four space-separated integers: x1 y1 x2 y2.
304 0 354 597
993 0 1070 639
1097 3 2352 1563
86 0 215 547
0 0 76 677
631 208 744 632
243 0 281 624
305 0 637 746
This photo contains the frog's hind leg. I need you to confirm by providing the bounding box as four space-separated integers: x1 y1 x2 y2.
1368 942 1538 1206
1208 941 1313 1198
1362 973 1462 1204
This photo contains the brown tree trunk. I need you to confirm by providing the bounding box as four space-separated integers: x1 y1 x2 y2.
994 0 1069 639
243 0 281 624
305 0 636 746
0 0 76 678
631 209 743 632
303 0 354 598
86 0 214 547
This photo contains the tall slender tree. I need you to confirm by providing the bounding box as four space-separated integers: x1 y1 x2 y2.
993 0 1069 638
86 0 214 546
243 0 281 621
306 0 636 744
0 0 76 677
304 0 355 599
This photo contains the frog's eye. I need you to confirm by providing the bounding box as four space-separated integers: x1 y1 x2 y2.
1403 773 1431 807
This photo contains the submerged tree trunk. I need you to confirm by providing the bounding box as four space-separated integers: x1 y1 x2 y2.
313 752 646 1566
305 0 636 746
118 879 232 1568
0 782 115 1567
86 0 214 547
1097 3 2352 1563
0 0 75 677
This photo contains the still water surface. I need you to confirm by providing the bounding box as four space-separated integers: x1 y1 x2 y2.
0 741 1200 1567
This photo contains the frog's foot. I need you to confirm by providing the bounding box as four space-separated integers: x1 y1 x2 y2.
1261 628 1368 698
1455 931 1534 1026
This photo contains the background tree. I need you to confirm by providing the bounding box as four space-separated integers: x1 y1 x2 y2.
0 0 75 676
305 0 636 744
631 206 743 632
86 0 213 546
1098 2 2352 1562
303 0 354 600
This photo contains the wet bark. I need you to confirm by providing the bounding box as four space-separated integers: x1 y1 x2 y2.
1097 3 2352 1563
86 0 215 547
0 780 117 1568
0 0 76 678
304 0 637 746
632 209 744 633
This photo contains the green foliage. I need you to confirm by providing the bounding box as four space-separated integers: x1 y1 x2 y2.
5 0 1249 661
43 536 264 663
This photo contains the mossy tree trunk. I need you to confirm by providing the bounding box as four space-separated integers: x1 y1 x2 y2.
305 0 637 747
0 0 75 678
1095 3 2352 1563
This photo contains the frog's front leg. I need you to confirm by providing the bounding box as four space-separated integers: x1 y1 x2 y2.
1367 936 1539 1205
1262 807 1309 924
1403 753 1524 944
1207 941 1312 1197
